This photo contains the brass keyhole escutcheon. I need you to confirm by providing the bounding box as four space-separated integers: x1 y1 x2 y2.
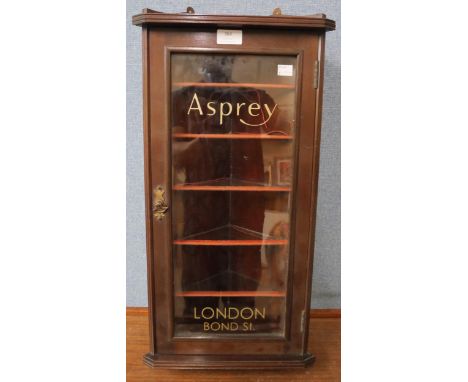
152 186 169 220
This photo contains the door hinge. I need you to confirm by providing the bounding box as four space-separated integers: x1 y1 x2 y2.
300 310 306 332
313 60 320 89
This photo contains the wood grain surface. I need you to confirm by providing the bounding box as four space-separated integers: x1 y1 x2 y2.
138 26 326 358
132 10 336 31
127 308 340 381
133 14 335 365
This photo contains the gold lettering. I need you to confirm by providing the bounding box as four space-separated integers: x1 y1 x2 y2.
228 307 239 319
248 103 261 116
254 307 266 319
240 104 277 127
207 101 216 116
194 305 266 327
264 103 277 119
216 308 226 319
211 322 220 331
202 307 215 319
236 102 246 115
240 307 254 320
187 93 203 115
219 102 232 125
221 322 230 331
186 93 279 129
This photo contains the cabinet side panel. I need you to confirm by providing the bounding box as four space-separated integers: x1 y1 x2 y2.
142 26 156 355
302 33 327 354
288 33 322 354
148 29 175 353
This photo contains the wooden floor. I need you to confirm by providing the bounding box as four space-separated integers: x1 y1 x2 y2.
127 308 340 381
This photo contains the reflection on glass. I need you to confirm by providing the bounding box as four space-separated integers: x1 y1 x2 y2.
171 54 296 337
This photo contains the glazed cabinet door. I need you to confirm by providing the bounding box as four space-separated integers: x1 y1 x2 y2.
145 27 321 356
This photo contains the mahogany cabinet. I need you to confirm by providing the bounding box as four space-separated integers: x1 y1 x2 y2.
132 7 335 369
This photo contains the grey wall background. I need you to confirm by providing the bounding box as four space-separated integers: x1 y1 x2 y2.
127 0 340 308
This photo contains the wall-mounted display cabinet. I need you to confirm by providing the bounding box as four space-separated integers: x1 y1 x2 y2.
132 7 335 369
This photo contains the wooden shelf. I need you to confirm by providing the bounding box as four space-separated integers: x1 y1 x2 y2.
174 239 287 246
173 82 294 89
174 225 288 246
173 178 291 192
173 185 290 192
175 291 285 297
172 133 293 140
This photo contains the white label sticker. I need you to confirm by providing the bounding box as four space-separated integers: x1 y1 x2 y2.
217 29 242 45
277 64 293 77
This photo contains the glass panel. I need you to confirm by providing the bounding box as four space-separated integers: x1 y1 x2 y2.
171 53 297 337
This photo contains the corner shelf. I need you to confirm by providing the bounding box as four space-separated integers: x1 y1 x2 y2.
175 291 285 297
173 178 291 192
173 82 294 89
173 225 288 246
174 239 287 246
172 133 293 140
